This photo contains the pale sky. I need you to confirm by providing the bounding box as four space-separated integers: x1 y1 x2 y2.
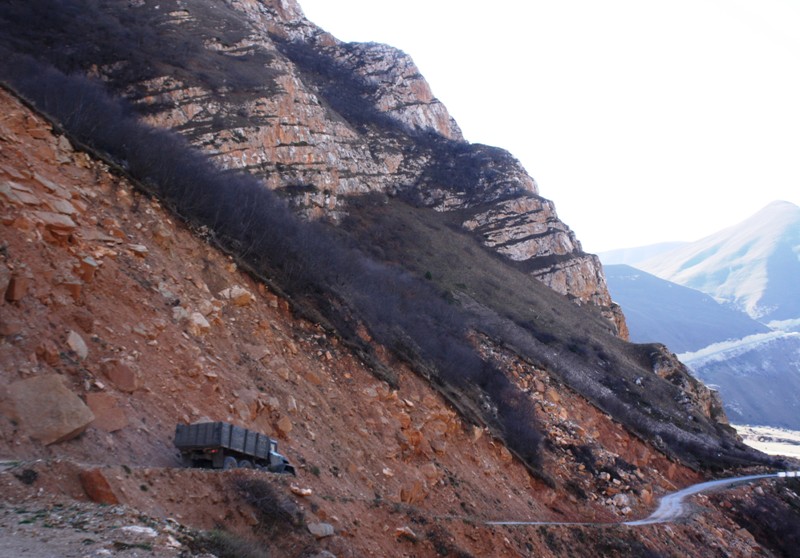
298 0 800 253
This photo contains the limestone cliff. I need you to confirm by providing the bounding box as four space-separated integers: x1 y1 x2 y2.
36 0 625 334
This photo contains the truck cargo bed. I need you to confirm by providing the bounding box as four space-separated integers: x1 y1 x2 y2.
174 422 272 461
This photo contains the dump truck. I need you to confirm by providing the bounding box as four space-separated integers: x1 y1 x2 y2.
174 421 295 475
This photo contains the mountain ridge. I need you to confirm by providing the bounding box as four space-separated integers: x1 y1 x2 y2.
638 200 800 322
604 264 770 353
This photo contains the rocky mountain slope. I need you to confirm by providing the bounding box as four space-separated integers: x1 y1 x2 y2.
0 0 624 333
1 79 797 558
1 0 799 555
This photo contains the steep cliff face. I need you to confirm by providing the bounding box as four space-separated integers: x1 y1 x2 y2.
7 0 624 333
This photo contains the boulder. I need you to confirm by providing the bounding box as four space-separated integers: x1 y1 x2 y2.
612 493 630 508
399 480 427 504
5 375 94 445
33 210 76 232
85 392 128 432
218 285 255 306
76 256 99 283
101 360 140 393
35 339 61 365
395 526 418 542
276 415 293 437
0 316 23 336
187 312 211 336
79 468 120 505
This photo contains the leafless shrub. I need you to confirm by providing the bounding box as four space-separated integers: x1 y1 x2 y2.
194 529 269 558
231 476 302 530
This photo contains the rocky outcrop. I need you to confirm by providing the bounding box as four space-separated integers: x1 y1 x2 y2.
648 344 729 425
32 0 624 334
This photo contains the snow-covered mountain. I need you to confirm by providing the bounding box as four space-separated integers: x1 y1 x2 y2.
604 264 769 353
679 332 800 429
637 200 800 323
602 201 800 428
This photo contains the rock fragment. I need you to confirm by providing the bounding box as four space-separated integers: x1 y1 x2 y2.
187 312 211 335
66 330 89 360
4 274 30 302
219 285 255 306
101 360 140 393
80 468 120 505
307 522 334 539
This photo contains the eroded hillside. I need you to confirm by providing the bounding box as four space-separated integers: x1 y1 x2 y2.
1 81 798 557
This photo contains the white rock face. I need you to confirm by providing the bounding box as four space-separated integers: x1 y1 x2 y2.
105 0 623 334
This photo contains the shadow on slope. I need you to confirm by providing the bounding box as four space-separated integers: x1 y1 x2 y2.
604 264 769 353
0 48 777 473
342 194 775 470
0 56 547 474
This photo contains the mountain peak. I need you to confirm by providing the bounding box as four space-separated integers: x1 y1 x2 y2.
638 200 800 321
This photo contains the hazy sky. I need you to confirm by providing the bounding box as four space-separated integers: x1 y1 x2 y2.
298 0 800 252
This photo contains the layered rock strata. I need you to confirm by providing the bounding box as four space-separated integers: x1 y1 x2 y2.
3 0 626 334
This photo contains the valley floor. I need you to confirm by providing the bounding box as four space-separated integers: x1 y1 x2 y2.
735 425 800 459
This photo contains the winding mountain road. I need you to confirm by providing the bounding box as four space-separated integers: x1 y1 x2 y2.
488 471 798 527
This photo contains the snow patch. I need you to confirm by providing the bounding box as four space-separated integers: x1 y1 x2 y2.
679 331 800 364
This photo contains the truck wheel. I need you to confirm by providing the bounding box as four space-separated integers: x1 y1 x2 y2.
223 456 238 470
238 460 254 469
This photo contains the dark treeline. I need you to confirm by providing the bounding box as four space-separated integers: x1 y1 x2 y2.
0 55 544 471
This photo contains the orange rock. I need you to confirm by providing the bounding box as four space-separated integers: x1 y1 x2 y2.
399 481 427 504
545 388 561 404
62 280 82 301
79 468 120 505
0 316 22 336
6 375 94 445
276 415 293 437
101 360 140 393
33 210 76 232
76 257 99 283
85 392 128 432
396 411 412 429
419 462 441 482
35 340 61 365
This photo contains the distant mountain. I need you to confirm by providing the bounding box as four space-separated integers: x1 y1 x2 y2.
680 332 800 429
638 201 800 324
599 242 687 266
604 201 800 428
604 264 769 353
